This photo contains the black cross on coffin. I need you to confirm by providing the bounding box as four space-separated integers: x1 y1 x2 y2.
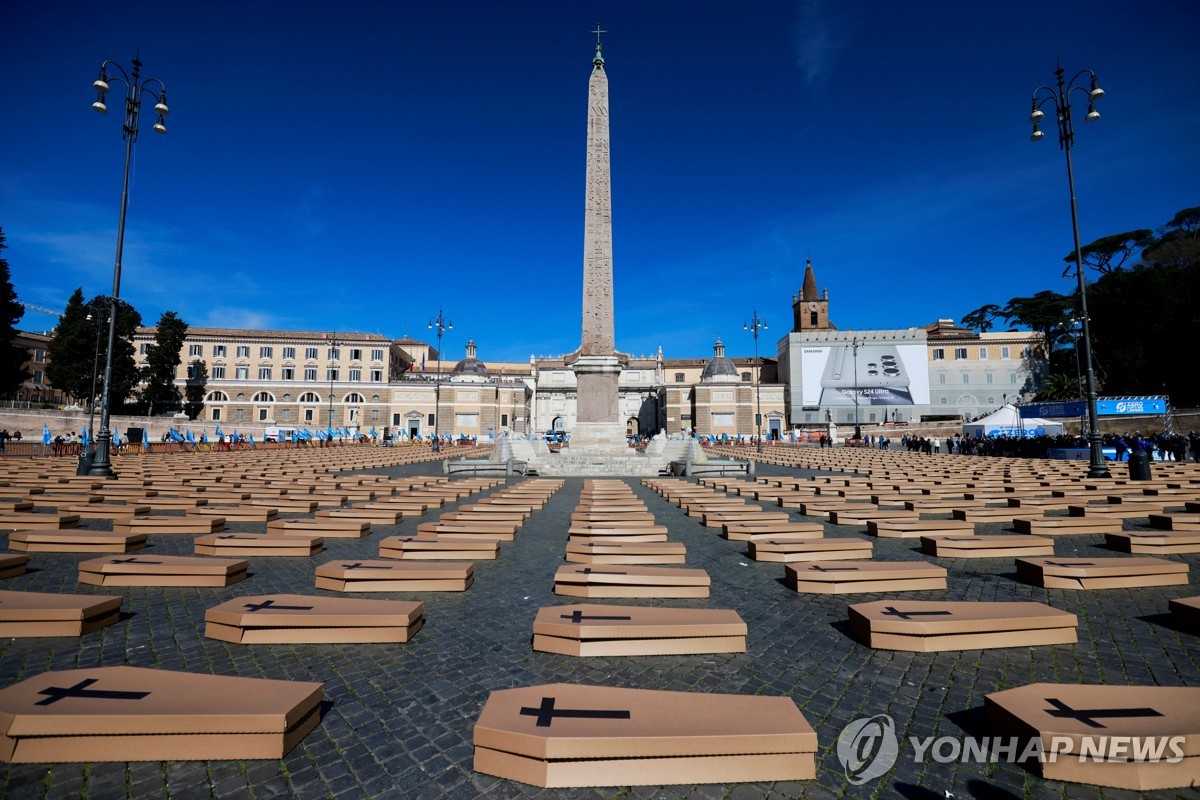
36 678 150 706
578 568 626 575
880 606 953 620
807 564 858 572
1043 698 1163 729
560 610 633 623
217 535 260 540
1044 561 1095 567
340 563 378 570
110 557 161 564
519 696 631 728
243 599 315 613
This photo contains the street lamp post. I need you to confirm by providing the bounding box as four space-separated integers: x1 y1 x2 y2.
1030 61 1110 478
428 308 452 453
744 310 767 454
851 337 861 440
87 55 170 477
85 308 108 450
327 334 339 441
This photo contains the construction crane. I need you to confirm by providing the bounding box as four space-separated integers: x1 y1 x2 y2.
17 301 61 319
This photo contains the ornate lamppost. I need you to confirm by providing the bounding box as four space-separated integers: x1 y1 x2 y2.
84 307 108 450
743 310 767 453
1029 61 1110 478
427 308 452 453
327 334 339 440
88 55 170 476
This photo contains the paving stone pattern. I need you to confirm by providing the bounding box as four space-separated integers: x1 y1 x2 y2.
1 462 1199 799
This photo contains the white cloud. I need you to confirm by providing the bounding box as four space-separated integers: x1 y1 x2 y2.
196 307 280 330
791 0 862 89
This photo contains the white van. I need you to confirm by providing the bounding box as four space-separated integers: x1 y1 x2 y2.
263 427 298 443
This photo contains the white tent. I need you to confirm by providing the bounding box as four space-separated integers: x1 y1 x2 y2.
962 405 1063 438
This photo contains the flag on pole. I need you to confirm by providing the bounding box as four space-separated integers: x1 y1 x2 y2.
201 430 208 443
185 429 196 444
248 434 256 448
142 428 149 448
42 424 51 445
81 427 90 447
369 427 378 438
215 426 224 438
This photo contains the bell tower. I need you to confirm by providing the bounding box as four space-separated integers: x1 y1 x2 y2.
791 257 833 332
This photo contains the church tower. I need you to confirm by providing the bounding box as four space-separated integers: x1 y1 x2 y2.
791 257 833 332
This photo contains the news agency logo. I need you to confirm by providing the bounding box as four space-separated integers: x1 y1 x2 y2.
835 714 1186 786
836 714 898 785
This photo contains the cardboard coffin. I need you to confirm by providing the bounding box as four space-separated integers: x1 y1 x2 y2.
1168 595 1200 631
378 535 499 560
1104 530 1200 554
112 516 225 534
266 518 370 538
205 593 424 643
1016 556 1189 589
1149 513 1200 532
986 682 1200 790
315 560 473 592
552 565 710 599
7 529 146 554
0 513 79 530
190 506 278 522
194 533 323 557
472 683 816 787
920 534 1056 558
723 522 823 541
78 555 248 587
564 541 686 565
786 561 948 594
0 589 121 637
848 600 1077 652
315 508 402 524
702 512 789 529
0 553 28 579
417 522 517 541
827 508 919 527
866 520 973 539
532 605 746 656
0 665 322 762
1012 516 1124 535
748 538 871 563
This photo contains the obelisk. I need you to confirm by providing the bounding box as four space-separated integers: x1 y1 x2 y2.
569 29 628 453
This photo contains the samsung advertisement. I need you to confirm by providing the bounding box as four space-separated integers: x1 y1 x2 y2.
799 344 931 407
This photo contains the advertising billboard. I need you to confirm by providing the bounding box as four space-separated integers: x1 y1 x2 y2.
1096 397 1167 416
1019 401 1086 419
799 343 930 407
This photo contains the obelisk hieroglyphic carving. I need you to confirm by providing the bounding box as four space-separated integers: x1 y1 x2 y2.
571 31 625 438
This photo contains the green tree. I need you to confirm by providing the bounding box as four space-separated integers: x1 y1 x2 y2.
1062 229 1153 276
961 304 1002 333
0 229 31 398
999 291 1074 354
1035 372 1082 402
45 289 96 402
184 359 207 420
140 311 188 415
91 295 143 414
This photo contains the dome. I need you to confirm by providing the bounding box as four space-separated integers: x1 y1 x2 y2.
452 339 489 380
701 338 739 383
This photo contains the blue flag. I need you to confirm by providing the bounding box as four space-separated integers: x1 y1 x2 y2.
42 423 51 445
369 427 378 438
248 434 256 448
201 430 208 443
81 427 90 447
142 427 149 447
214 426 224 438
185 429 196 444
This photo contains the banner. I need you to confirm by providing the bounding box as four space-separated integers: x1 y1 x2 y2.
1019 401 1085 419
799 343 930 407
1096 397 1167 416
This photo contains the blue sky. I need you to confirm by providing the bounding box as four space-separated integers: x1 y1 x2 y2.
2 1 1197 363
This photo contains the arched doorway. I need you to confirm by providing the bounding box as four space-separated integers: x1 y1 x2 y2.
626 417 639 436
551 416 565 432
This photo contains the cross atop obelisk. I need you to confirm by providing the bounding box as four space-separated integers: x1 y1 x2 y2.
579 25 614 356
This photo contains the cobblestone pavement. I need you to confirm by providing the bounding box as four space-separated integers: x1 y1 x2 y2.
1 460 1199 799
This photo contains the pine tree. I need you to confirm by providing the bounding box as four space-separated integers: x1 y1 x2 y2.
45 289 96 402
140 311 188 414
0 228 31 398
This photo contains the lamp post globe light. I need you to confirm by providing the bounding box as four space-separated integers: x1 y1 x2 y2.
743 310 767 454
1029 61 1110 479
428 308 452 453
87 56 170 477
